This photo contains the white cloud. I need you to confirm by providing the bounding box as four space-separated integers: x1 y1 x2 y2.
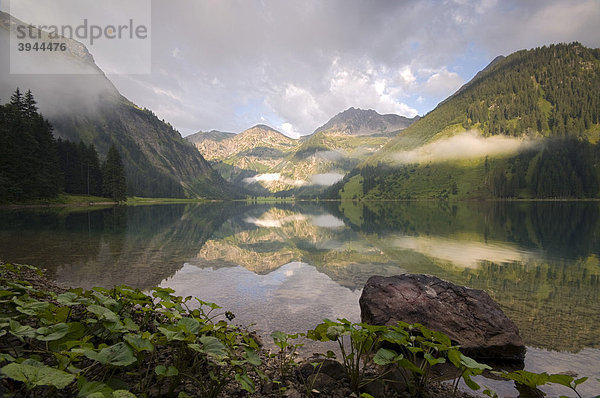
243 173 307 187
310 214 346 228
5 0 599 135
422 68 464 97
389 234 538 269
278 122 301 139
328 62 419 117
244 214 306 228
392 130 539 164
309 173 345 186
399 66 417 84
315 150 345 162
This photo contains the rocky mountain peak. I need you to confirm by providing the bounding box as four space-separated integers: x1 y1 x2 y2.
239 124 293 142
313 107 417 136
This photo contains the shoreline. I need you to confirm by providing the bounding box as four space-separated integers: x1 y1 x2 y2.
0 261 481 398
3 196 600 210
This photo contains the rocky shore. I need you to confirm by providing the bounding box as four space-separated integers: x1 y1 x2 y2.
0 261 486 397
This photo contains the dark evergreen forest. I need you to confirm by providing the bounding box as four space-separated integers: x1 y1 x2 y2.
0 89 126 202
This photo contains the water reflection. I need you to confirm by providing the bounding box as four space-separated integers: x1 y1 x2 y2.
1 201 600 393
161 262 362 338
386 234 540 269
0 203 237 288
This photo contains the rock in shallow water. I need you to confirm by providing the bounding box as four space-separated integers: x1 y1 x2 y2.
360 274 526 362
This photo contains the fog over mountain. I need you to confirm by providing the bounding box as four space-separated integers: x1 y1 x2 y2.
2 1 598 137
0 11 233 199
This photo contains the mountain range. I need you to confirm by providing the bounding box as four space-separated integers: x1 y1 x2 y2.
186 108 418 195
2 10 598 202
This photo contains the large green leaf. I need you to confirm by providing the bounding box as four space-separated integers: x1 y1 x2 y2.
396 357 424 375
306 323 330 342
36 323 69 341
57 292 93 306
157 326 185 342
122 317 139 331
103 320 129 334
177 317 200 335
501 370 549 389
373 348 398 366
235 373 255 393
86 305 120 323
112 390 137 398
326 325 345 341
77 379 114 397
1 359 75 389
460 354 492 372
48 322 86 351
424 353 446 366
76 342 136 367
91 291 119 308
9 319 36 339
447 348 461 368
0 289 16 298
0 353 15 362
464 373 482 391
382 329 408 344
155 364 179 377
124 333 154 352
189 336 227 359
244 346 262 366
13 297 50 316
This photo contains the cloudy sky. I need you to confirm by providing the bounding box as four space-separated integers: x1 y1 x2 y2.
4 0 600 137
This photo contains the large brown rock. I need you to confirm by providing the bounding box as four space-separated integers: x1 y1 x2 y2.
360 274 525 362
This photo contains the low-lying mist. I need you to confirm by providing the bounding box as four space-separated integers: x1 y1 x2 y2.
243 172 345 187
391 130 540 164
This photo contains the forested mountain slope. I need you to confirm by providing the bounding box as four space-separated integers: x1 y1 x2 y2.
0 11 234 199
328 43 600 200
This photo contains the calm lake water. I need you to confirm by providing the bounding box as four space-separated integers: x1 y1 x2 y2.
1 201 599 396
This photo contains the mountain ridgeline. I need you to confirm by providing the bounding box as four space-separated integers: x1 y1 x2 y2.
328 43 600 200
187 109 418 196
0 11 234 200
2 12 597 204
312 107 417 136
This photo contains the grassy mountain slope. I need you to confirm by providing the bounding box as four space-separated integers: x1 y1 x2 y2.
330 43 600 200
0 11 234 199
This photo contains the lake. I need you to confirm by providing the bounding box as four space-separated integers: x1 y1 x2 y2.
1 201 599 396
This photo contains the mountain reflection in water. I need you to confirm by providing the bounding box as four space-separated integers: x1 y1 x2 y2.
1 201 599 395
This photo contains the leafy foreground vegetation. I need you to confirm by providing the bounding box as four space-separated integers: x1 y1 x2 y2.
0 263 595 397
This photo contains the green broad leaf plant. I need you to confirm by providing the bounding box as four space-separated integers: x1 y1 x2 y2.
0 263 262 398
0 263 595 398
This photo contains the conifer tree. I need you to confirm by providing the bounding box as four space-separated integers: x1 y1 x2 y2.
9 87 25 113
0 88 61 201
84 143 103 196
102 144 127 202
24 89 37 118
